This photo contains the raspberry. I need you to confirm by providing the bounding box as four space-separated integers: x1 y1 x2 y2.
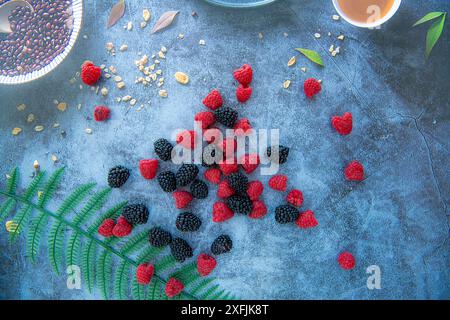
121 204 149 225
154 138 173 162
227 195 252 215
112 216 133 237
331 112 353 135
107 166 130 188
194 111 216 129
219 159 239 176
148 226 172 247
213 202 234 222
203 127 222 144
136 263 154 285
197 253 217 277
173 191 193 209
266 145 290 164
240 153 260 174
94 106 110 122
233 118 252 136
176 212 202 232
286 189 303 207
176 164 199 187
190 179 209 199
219 138 237 158
139 159 158 180
233 64 253 86
176 130 197 149
246 180 264 200
295 210 318 228
157 171 177 192
304 78 321 98
275 205 298 224
249 200 267 219
98 218 115 237
202 89 223 110
344 161 364 181
165 278 184 298
81 61 101 86
170 238 193 262
215 107 238 128
338 252 356 270
236 85 252 103
268 175 288 192
204 168 221 184
227 172 248 194
217 180 235 199
211 234 232 255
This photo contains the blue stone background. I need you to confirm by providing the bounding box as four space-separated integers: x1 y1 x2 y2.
0 0 449 299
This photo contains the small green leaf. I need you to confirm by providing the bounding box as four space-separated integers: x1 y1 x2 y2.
294 48 324 67
426 13 446 57
413 12 444 27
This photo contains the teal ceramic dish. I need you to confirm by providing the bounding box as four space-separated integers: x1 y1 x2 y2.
203 0 278 8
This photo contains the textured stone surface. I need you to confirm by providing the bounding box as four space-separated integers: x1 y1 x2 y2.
0 0 448 299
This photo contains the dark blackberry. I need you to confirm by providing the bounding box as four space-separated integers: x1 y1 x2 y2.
148 227 172 247
202 144 222 167
157 171 176 192
175 164 199 187
107 166 130 188
275 205 298 224
266 145 290 164
154 138 174 161
170 237 193 262
211 234 232 255
215 107 238 128
227 195 252 215
122 204 149 225
227 172 248 195
176 212 202 232
190 179 209 199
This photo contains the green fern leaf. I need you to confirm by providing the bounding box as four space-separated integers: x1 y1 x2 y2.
200 284 220 300
120 230 149 255
0 199 15 224
171 262 199 286
6 167 19 193
136 246 163 263
131 276 146 300
154 255 177 273
26 212 49 263
37 167 64 208
48 220 65 274
114 260 131 300
81 238 97 293
73 188 111 226
87 201 127 234
210 289 226 300
55 183 96 217
66 232 81 268
190 278 215 296
147 278 163 300
97 250 113 300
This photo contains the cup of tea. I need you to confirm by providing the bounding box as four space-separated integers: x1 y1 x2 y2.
332 0 401 28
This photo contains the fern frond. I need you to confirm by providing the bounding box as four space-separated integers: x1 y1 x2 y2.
190 278 215 296
136 246 163 264
87 201 127 234
114 260 131 300
171 262 199 286
37 167 64 208
154 255 177 273
97 250 113 300
55 183 96 217
120 230 149 255
131 276 146 300
0 199 15 224
26 212 49 263
147 278 162 300
73 188 111 226
81 238 97 293
209 289 226 300
66 232 81 268
48 220 65 274
200 284 220 300
0 165 19 224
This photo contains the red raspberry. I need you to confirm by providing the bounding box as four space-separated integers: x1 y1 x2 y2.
213 201 234 222
197 253 217 277
338 252 356 270
219 138 237 158
247 180 264 201
165 278 184 298
303 78 321 99
217 180 235 199
249 200 267 219
219 159 239 176
295 210 318 228
194 111 216 130
139 159 158 180
98 218 115 237
203 127 222 144
94 105 110 122
286 189 304 207
202 89 223 110
173 191 193 209
233 64 253 86
112 216 133 237
344 161 364 181
81 61 101 86
236 85 252 103
240 153 260 174
331 112 353 135
136 263 154 285
268 175 288 192
233 118 252 136
204 168 221 184
176 130 197 149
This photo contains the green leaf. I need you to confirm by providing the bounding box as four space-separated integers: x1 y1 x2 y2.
37 167 65 208
413 12 444 27
55 183 96 217
426 13 446 57
131 276 146 300
97 250 113 300
48 220 65 274
87 201 127 234
6 167 19 193
72 188 111 226
120 230 149 255
66 231 81 268
114 260 131 300
81 238 97 293
26 212 49 263
295 48 324 67
0 198 15 224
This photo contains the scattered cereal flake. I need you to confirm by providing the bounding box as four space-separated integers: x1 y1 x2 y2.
130 99 137 106
85 128 93 134
69 78 76 84
119 44 128 52
17 103 26 111
27 113 35 123
53 99 59 104
57 102 67 112
332 14 340 21
159 89 168 98
156 69 162 75
328 32 332 37
5 220 18 233
283 80 291 89
175 72 189 84
154 59 160 64
117 81 126 89
33 160 40 170
143 9 151 22
140 21 147 28
314 33 321 39
109 65 117 74
318 79 323 84
104 73 111 79
126 21 133 31
77 104 82 110
300 67 307 73
283 32 288 37
329 44 335 53
122 95 132 102
51 154 58 163
161 46 167 53
199 39 206 46
83 34 88 39
287 56 296 67
158 51 166 59
101 87 109 96
53 123 60 128
337 34 345 41
105 42 114 51
12 127 22 136
178 33 185 39
114 75 122 82
258 32 263 39
35 125 44 132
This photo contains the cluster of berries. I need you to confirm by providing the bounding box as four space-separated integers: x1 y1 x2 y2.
98 203 149 237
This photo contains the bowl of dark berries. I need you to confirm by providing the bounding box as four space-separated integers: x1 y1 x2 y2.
0 0 82 84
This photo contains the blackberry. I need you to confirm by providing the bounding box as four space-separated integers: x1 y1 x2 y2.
211 234 232 255
227 195 252 215
170 237 193 262
190 179 209 199
176 164 199 187
154 138 174 161
215 107 238 128
176 212 202 232
122 204 149 225
148 227 172 247
227 172 248 195
157 171 177 192
275 205 298 224
266 145 290 164
107 166 130 188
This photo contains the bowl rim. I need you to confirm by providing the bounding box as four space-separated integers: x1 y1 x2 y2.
202 0 278 9
0 0 83 85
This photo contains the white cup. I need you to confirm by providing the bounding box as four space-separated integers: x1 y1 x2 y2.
332 0 402 28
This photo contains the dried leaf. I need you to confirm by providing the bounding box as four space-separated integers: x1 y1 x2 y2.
151 11 179 34
107 0 126 28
